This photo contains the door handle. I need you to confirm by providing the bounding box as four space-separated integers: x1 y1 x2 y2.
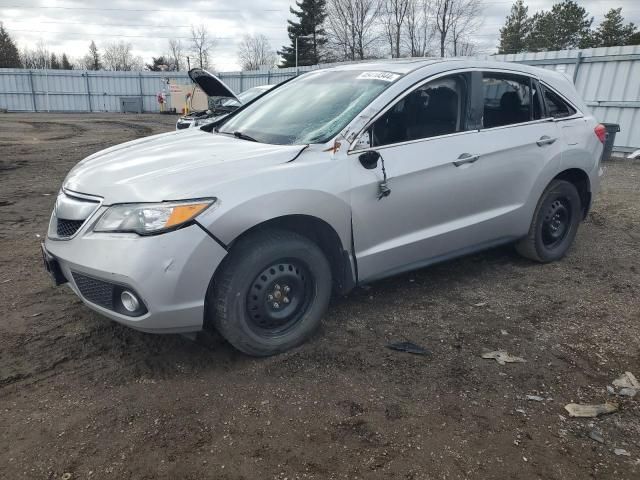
536 135 557 146
453 153 479 167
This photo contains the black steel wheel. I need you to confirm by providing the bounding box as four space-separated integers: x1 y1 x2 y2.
541 198 572 249
516 179 582 263
246 261 313 336
209 229 332 356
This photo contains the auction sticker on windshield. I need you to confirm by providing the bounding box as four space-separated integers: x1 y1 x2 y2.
356 71 401 82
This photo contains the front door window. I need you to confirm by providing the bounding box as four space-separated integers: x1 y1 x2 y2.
371 75 468 147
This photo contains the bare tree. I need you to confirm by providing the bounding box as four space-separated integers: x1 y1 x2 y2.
326 0 382 61
190 25 216 69
405 0 435 57
455 39 478 56
382 0 410 57
103 41 143 71
167 39 184 71
20 40 49 69
237 34 277 71
449 0 482 56
432 0 482 57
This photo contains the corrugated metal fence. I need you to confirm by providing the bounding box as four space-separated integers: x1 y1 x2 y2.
0 69 189 113
1 45 638 149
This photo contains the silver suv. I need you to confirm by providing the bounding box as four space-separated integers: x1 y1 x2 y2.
43 59 605 356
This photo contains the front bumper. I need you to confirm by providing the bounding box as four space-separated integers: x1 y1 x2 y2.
44 224 227 333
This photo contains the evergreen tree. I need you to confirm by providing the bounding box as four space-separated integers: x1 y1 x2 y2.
629 31 640 45
84 40 101 70
0 22 21 68
61 53 73 70
498 0 532 54
525 10 554 52
145 56 169 71
592 8 636 47
526 0 592 51
278 0 327 67
50 52 61 69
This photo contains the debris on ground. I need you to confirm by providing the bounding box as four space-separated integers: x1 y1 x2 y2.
564 403 618 418
618 388 637 397
614 448 631 456
481 351 526 365
385 341 431 356
589 429 605 444
610 372 639 398
526 395 544 402
473 302 487 307
613 372 639 389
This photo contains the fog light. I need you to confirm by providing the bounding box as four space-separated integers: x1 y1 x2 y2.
120 290 140 312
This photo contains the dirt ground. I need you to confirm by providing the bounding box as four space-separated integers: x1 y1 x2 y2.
0 113 639 480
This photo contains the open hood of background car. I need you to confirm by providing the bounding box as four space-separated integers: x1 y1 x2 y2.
188 68 238 101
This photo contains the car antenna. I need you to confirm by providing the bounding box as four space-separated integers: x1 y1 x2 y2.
377 153 391 200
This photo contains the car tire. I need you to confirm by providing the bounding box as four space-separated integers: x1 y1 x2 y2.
516 179 582 263
209 228 332 356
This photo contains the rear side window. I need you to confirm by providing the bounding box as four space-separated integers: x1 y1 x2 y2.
543 86 576 118
371 74 467 146
482 73 536 128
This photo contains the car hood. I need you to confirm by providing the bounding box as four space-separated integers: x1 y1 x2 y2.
63 129 305 204
188 68 238 101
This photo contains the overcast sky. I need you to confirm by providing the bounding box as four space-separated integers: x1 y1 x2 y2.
1 0 639 71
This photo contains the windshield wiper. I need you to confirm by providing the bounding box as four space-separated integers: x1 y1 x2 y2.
233 131 258 142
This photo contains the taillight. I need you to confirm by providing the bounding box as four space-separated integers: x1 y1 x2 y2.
594 124 607 144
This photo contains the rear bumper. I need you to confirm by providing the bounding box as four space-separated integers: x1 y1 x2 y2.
44 224 227 333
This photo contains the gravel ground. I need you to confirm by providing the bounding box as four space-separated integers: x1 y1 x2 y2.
0 113 639 480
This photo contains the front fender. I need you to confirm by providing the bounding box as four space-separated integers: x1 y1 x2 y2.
199 189 353 250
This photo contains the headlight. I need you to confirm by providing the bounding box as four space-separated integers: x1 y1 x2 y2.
94 199 216 235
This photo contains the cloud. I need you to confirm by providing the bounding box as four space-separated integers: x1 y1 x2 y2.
2 0 293 70
2 0 638 70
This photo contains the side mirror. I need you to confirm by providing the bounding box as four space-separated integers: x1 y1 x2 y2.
359 150 380 170
353 130 372 151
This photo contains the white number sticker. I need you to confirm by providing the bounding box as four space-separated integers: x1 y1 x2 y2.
356 71 401 82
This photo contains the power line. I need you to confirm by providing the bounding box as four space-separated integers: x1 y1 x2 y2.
10 20 195 29
4 27 284 43
4 0 637 8
3 19 288 30
0 4 284 13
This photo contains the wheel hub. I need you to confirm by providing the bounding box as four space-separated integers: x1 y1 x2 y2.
542 198 571 247
246 261 311 335
268 284 291 309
